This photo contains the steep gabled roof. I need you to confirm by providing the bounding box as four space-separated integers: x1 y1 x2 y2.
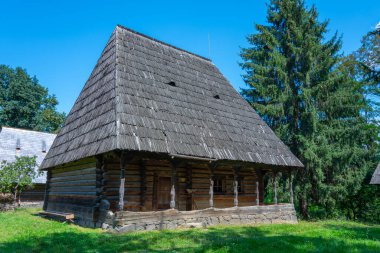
0 126 56 183
41 25 303 169
370 163 380 184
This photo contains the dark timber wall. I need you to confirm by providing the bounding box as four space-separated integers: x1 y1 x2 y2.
44 154 265 227
103 157 260 212
44 158 98 226
20 183 46 202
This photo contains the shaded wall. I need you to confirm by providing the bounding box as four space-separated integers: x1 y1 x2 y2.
20 183 46 202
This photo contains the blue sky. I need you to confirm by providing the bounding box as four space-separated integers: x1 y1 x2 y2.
0 0 379 113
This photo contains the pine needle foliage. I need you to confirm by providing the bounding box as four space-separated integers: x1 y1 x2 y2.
241 0 379 219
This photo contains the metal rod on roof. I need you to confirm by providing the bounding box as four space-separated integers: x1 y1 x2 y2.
208 33 211 59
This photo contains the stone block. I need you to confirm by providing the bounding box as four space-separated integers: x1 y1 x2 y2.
116 224 136 232
179 222 204 229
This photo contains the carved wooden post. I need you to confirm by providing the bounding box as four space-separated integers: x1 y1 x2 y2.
140 160 146 210
185 164 192 211
209 162 217 208
153 172 158 210
118 153 127 211
170 185 176 209
233 167 240 207
170 160 177 209
256 179 260 206
288 169 294 204
273 171 278 205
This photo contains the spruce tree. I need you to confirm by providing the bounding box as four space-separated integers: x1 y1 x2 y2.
339 26 380 223
241 0 377 218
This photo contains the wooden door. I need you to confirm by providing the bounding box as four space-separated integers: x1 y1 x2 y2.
157 177 171 210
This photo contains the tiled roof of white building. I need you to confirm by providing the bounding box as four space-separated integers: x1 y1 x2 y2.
0 126 56 183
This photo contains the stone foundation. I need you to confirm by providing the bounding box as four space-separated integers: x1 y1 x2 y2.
0 203 16 212
19 201 44 208
104 204 297 232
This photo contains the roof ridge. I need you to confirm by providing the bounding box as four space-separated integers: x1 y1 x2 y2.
0 126 56 136
114 28 121 150
116 24 212 62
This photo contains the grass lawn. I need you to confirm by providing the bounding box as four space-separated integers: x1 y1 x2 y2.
0 208 379 253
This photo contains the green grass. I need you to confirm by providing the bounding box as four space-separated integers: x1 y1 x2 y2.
0 208 379 253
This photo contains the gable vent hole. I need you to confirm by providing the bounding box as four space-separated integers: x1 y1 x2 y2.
167 81 176 87
214 95 220 99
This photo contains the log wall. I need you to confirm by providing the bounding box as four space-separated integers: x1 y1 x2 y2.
44 158 98 227
20 183 45 201
44 153 267 228
104 157 261 212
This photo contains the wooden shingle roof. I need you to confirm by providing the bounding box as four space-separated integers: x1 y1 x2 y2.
0 127 56 183
370 163 380 184
41 25 303 169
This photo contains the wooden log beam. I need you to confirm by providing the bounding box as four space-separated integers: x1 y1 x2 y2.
39 211 74 221
93 155 106 221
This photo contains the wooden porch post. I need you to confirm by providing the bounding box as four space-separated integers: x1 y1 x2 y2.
288 169 294 204
209 162 217 208
255 169 262 206
139 160 147 211
118 153 127 211
170 160 177 209
273 171 278 205
185 164 192 211
233 167 240 207
152 172 158 210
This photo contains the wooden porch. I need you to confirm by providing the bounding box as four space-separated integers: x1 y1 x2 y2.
100 152 295 213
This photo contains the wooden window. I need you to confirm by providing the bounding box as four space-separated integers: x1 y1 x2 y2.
213 176 226 194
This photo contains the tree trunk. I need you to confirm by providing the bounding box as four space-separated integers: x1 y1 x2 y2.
298 195 308 219
14 185 19 207
18 191 21 206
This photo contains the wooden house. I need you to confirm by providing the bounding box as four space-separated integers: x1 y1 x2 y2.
370 163 380 184
41 25 303 230
0 126 56 202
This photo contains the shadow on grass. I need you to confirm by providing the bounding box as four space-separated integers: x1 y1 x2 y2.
1 224 379 253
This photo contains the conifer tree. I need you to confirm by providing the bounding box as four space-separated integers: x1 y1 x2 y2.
241 0 377 218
